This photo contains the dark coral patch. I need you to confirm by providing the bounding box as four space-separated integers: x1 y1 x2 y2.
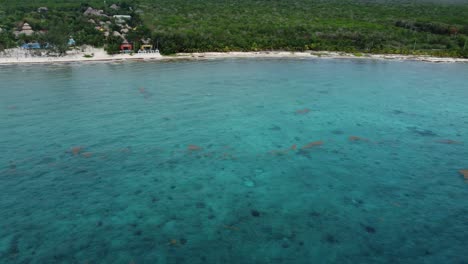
251 209 260 217
322 234 339 244
407 127 438 137
362 224 376 234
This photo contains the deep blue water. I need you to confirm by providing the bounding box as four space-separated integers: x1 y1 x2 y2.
1 58 468 264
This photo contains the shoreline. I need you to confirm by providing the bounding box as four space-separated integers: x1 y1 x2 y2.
1 48 467 65
174 51 468 63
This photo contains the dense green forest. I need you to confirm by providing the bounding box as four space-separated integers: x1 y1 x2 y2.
0 0 467 57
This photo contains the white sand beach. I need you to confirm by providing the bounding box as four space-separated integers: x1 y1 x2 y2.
1 47 467 65
174 51 468 63
0 47 163 64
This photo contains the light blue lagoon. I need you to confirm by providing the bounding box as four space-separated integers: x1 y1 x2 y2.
1 58 468 263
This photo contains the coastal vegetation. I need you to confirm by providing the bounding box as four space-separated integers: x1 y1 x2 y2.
0 0 467 57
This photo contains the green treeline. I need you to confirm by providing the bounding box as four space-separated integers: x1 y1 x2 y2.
1 0 467 57
146 0 468 57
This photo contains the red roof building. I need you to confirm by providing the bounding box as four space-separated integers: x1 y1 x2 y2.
120 41 133 53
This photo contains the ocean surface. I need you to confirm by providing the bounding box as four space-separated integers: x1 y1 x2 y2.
1 58 468 264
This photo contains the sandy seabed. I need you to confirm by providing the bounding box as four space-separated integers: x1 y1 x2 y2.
1 56 468 264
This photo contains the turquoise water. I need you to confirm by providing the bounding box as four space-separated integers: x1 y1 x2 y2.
1 59 468 263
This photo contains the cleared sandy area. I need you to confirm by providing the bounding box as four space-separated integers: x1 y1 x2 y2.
0 47 163 64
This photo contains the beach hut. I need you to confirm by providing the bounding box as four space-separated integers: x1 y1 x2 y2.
120 41 133 53
15 22 35 36
140 44 153 52
68 37 76 46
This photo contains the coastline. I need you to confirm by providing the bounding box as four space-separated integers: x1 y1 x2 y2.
174 51 468 63
1 48 467 65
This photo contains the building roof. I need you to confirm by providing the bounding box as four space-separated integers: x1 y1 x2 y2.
113 15 131 19
84 7 108 17
14 22 35 36
22 23 32 30
68 38 76 46
113 15 131 24
21 42 41 49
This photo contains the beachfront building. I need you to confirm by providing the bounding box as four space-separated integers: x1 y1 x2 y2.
68 37 76 46
138 44 160 54
21 42 41 49
139 44 152 52
120 40 133 53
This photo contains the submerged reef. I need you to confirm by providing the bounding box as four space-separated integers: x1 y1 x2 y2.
188 145 202 151
459 170 468 181
435 139 463 145
295 108 311 115
301 141 324 149
407 127 438 137
71 146 83 155
348 136 369 142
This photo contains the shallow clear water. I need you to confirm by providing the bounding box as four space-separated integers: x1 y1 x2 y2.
1 59 468 263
